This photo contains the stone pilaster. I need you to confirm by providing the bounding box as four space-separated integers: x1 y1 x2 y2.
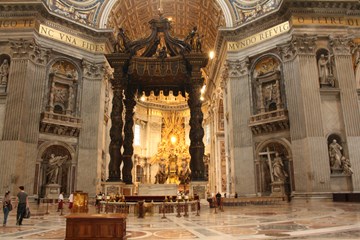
330 36 360 190
77 59 105 195
278 35 330 194
225 58 256 195
0 39 50 194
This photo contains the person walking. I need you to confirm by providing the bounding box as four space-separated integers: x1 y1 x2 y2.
16 186 28 226
2 191 12 226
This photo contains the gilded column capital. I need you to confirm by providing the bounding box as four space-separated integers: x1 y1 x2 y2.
82 60 105 79
278 34 317 61
329 36 352 56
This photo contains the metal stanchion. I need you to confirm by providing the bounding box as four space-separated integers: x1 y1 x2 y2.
220 198 224 212
45 199 50 215
176 201 181 217
161 201 166 219
60 204 63 216
183 200 189 217
196 199 200 216
214 198 218 214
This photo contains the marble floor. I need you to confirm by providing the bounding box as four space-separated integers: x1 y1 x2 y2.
1 200 360 239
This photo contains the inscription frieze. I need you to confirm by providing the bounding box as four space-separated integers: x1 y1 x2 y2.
0 18 35 29
39 24 105 53
292 16 360 27
228 21 290 51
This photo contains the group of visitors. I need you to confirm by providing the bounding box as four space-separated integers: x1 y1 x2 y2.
2 186 28 226
2 186 74 226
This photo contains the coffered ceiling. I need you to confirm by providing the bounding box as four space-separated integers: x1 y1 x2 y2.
107 0 225 54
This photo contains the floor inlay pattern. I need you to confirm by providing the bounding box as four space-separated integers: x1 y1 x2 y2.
0 200 360 239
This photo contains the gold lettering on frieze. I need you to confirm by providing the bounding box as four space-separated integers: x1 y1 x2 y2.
292 16 360 27
0 18 35 29
39 24 105 53
228 21 290 51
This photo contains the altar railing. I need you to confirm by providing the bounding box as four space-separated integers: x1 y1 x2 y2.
97 200 199 216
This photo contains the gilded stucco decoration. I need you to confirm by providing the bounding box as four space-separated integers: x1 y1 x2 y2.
229 0 282 25
45 0 106 27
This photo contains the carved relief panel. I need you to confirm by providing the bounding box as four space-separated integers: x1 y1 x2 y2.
252 56 283 114
48 60 79 115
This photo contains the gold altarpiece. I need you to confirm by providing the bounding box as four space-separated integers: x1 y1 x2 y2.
151 111 191 185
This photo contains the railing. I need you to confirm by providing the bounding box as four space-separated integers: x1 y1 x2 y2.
97 200 199 216
221 197 284 206
249 109 288 125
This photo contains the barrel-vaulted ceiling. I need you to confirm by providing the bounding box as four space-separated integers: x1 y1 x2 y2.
45 0 282 53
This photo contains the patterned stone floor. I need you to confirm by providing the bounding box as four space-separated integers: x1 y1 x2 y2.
1 200 360 239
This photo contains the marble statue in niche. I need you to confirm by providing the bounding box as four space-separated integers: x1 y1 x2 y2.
0 58 10 85
317 50 336 87
328 138 353 175
272 152 288 182
46 154 68 184
328 139 342 170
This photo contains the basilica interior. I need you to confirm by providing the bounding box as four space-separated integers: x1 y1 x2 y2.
1 0 360 239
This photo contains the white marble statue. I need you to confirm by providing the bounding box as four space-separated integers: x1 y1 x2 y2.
272 152 288 182
46 154 68 184
329 139 342 169
0 59 10 85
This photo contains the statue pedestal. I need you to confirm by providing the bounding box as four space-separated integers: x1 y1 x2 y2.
271 181 285 198
45 184 61 199
189 181 207 200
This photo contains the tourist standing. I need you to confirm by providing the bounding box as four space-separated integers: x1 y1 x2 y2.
2 191 12 226
16 186 28 226
57 192 64 212
68 192 74 210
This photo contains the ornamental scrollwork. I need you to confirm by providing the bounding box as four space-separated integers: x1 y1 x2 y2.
329 36 352 56
82 60 105 79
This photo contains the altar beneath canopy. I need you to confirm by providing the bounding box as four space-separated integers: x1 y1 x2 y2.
138 183 178 196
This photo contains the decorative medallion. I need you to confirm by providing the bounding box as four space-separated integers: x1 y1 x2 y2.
45 0 105 26
229 0 282 25
232 0 270 9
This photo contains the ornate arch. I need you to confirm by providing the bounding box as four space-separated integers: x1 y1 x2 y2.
98 0 234 28
37 141 76 162
255 138 292 159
